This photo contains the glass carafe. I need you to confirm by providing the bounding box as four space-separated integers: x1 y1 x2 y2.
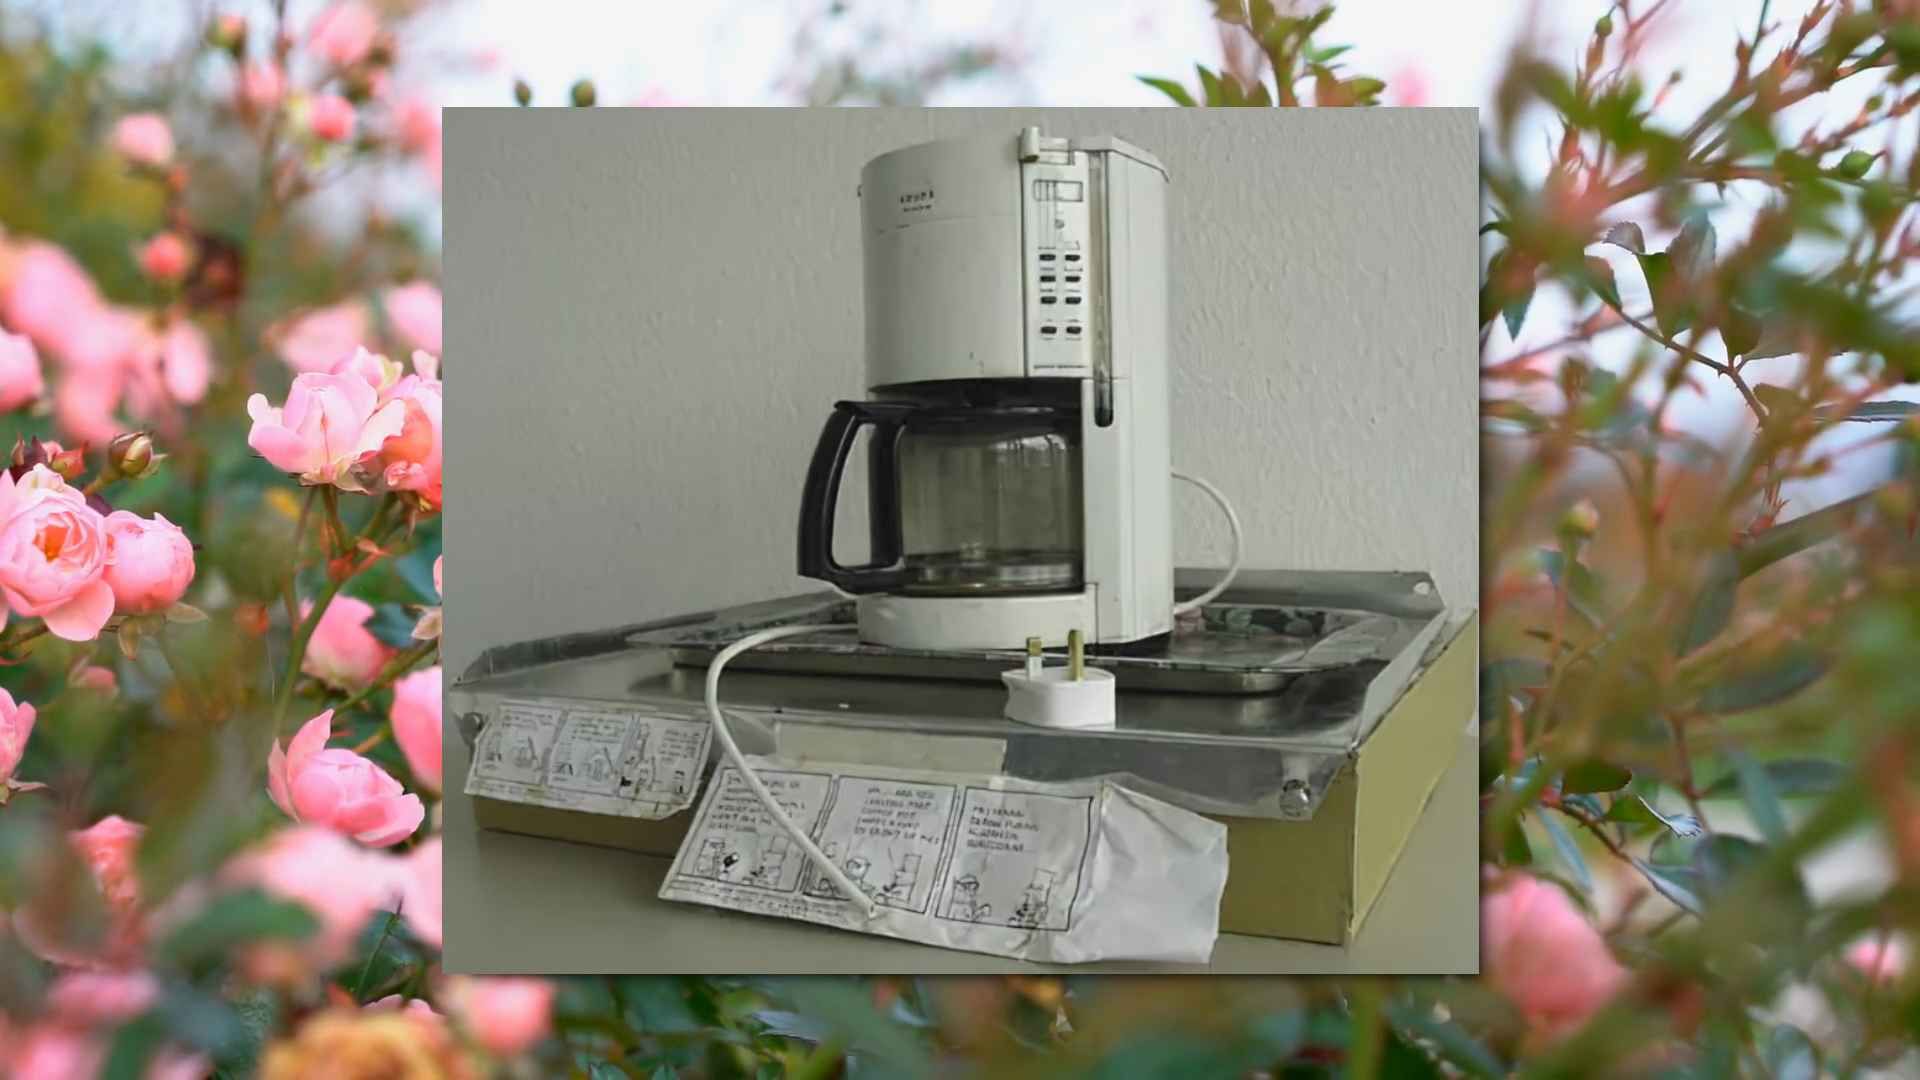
796 393 1084 596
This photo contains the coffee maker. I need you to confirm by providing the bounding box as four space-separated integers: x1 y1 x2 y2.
797 127 1173 651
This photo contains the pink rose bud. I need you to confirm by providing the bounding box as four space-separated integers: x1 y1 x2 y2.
71 665 118 696
158 319 211 405
1561 497 1600 538
1482 873 1627 1043
0 687 36 788
1846 936 1910 985
45 444 86 483
450 977 556 1057
308 1 379 67
433 554 442 596
307 94 357 143
106 431 158 479
267 710 425 846
137 233 192 283
0 331 45 412
389 665 441 794
0 465 116 641
299 595 394 688
111 113 174 168
46 971 159 1024
15 815 147 966
239 62 286 111
247 372 406 490
102 511 195 614
382 281 441 357
268 301 368 373
209 13 247 54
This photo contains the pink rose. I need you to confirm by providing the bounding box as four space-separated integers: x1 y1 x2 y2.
397 834 441 948
383 280 441 356
71 664 117 696
103 511 195 614
267 710 424 846
434 554 442 595
45 970 159 1023
158 318 211 405
367 994 443 1023
15 815 146 967
246 371 406 490
54 363 126 446
0 687 36 787
308 1 379 67
221 825 403 967
0 465 115 640
390 665 441 794
112 114 174 168
9 1027 102 1080
239 62 285 111
448 976 556 1058
300 595 394 687
1846 935 1910 985
367 373 442 509
1482 873 1627 1042
329 344 403 393
137 233 191 283
307 94 357 142
269 301 369 373
0 330 43 411
1 241 103 358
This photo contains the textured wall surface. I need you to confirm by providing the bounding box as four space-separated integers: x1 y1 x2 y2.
444 108 1479 675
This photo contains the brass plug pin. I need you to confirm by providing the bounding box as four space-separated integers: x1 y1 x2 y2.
1025 635 1044 678
1067 629 1084 681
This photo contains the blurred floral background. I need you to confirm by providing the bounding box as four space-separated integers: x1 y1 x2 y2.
0 0 1915 1076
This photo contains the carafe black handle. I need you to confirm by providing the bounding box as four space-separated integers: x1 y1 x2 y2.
796 400 912 593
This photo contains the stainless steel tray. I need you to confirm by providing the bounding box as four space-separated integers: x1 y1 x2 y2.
634 569 1442 695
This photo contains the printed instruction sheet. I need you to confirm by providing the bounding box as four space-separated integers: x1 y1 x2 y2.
464 698 711 819
659 757 1228 964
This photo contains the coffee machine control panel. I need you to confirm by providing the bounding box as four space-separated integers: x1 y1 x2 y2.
1021 153 1096 378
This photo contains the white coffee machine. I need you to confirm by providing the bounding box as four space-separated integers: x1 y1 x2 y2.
797 127 1176 651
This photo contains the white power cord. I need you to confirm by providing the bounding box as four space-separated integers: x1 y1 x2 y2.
704 622 881 920
1170 469 1242 616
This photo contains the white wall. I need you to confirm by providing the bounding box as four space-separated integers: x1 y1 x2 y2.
444 108 1479 675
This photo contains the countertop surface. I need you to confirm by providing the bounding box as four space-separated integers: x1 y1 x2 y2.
442 721 1479 975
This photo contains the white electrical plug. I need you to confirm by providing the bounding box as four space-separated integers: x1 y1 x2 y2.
1001 630 1116 730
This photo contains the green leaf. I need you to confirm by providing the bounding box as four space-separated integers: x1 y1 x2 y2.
1702 758 1848 799
1814 400 1920 423
1675 551 1738 656
156 889 318 972
1503 280 1535 339
1386 1002 1506 1079
1562 759 1633 794
1601 221 1646 254
1637 250 1690 337
1730 750 1788 844
1630 857 1704 914
1668 213 1717 282
1582 256 1621 309
1502 814 1533 866
1195 65 1227 106
1697 648 1828 713
1138 76 1197 107
1606 796 1704 839
1539 811 1593 892
1691 834 1811 917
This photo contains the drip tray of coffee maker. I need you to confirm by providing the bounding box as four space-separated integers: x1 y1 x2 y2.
637 568 1445 698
